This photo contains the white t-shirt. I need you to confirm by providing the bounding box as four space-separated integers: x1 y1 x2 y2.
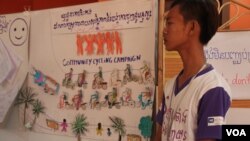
157 64 231 141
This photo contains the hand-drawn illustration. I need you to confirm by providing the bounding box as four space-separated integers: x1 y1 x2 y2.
138 116 152 141
15 87 37 126
96 122 103 136
109 116 126 141
22 1 156 140
92 66 107 90
60 118 68 132
71 114 89 141
9 18 28 46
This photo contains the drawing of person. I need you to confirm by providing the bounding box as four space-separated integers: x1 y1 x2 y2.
124 64 132 80
65 68 73 84
107 128 112 136
60 119 68 132
96 122 103 136
72 90 83 110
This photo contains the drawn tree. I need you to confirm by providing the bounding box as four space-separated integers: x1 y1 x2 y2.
31 99 45 129
109 116 126 141
138 116 153 141
71 114 89 141
15 86 37 125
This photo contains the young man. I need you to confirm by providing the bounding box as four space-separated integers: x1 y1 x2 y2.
155 0 231 141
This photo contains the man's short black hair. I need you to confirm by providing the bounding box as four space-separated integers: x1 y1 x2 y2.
170 0 219 45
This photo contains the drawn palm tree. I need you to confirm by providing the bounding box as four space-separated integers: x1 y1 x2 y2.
15 86 37 125
31 99 45 129
109 116 126 141
71 114 89 141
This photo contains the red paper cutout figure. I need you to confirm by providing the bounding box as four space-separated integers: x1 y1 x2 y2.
106 31 114 55
76 34 84 56
114 31 122 54
84 34 94 55
94 32 105 55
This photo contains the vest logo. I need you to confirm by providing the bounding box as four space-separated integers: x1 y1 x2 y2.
207 116 224 126
226 129 246 136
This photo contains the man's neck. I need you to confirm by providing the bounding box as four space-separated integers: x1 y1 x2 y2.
178 44 206 87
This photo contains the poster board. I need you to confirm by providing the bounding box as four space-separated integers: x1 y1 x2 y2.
22 0 157 140
205 31 250 100
0 13 29 126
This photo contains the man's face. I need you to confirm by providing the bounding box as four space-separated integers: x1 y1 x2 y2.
163 5 189 51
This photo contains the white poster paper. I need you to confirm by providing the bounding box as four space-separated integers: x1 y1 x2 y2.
205 31 250 99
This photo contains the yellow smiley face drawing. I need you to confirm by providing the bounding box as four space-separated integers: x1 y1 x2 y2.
9 18 28 46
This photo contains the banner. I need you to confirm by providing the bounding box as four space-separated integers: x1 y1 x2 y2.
205 31 250 99
51 0 153 34
24 0 157 140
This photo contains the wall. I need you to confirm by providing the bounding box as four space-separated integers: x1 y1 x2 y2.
0 0 97 14
230 0 250 30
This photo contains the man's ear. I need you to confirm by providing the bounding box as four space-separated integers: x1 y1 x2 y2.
187 20 200 36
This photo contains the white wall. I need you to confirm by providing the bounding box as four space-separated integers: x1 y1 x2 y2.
1 106 250 141
226 108 250 124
